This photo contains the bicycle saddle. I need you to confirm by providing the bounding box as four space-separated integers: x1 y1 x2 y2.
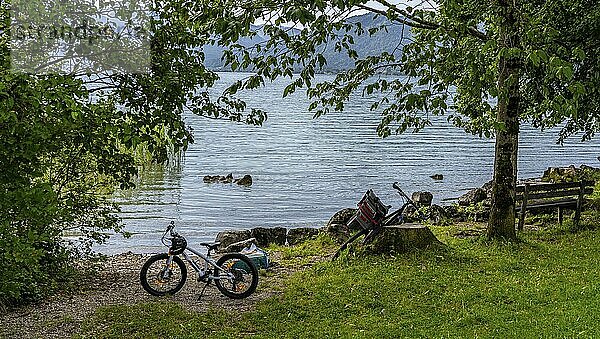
200 242 221 252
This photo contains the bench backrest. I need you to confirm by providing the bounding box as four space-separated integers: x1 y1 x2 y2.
516 181 594 201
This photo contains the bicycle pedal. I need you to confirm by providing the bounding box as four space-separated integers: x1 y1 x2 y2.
197 272 210 283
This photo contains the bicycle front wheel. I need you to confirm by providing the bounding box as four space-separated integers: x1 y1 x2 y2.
215 253 259 299
140 253 187 296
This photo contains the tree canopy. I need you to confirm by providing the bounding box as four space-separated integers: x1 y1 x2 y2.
191 0 600 238
194 0 599 139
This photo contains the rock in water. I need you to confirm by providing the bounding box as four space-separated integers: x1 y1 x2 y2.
204 173 251 185
287 227 320 246
221 173 233 183
412 191 433 206
203 175 219 183
235 175 253 186
365 224 444 254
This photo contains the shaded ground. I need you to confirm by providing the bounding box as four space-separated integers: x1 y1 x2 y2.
0 251 319 339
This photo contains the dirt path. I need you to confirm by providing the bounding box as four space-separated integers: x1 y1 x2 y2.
0 252 309 339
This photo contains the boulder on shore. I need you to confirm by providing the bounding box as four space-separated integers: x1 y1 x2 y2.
325 208 359 243
443 205 466 222
458 188 487 206
412 191 433 207
427 204 449 224
220 238 258 253
215 230 252 249
327 208 357 226
542 165 600 183
250 227 287 247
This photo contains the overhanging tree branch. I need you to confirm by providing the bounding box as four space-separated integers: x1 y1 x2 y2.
358 0 489 41
355 3 437 30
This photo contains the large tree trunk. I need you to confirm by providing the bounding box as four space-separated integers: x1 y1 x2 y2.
487 0 521 239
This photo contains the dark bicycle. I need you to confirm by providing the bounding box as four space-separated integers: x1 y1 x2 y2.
332 182 427 260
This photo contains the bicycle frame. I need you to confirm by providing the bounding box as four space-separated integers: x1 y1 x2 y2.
382 182 428 224
177 247 230 282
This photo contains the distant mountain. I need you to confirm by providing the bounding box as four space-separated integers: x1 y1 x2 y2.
203 12 411 73
203 24 270 70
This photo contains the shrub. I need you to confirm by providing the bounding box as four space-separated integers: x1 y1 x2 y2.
0 185 73 305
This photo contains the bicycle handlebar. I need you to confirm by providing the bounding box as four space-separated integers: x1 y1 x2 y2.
161 221 178 247
393 182 408 199
165 221 177 237
392 182 428 222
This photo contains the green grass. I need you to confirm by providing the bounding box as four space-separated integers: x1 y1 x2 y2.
80 222 600 338
267 232 338 265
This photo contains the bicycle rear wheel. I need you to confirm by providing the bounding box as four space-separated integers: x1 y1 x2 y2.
140 253 187 296
214 253 258 299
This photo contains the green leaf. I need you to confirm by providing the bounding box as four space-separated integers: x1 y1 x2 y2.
529 51 540 66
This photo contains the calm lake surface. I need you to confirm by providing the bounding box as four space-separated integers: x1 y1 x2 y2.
97 72 600 254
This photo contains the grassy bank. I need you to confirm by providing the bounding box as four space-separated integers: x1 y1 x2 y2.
78 222 600 338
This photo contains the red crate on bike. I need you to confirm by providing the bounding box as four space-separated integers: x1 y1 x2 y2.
348 189 389 231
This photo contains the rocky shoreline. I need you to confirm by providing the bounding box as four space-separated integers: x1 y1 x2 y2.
446 164 600 222
212 165 600 252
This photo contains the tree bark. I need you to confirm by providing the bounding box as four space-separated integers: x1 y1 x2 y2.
487 0 521 239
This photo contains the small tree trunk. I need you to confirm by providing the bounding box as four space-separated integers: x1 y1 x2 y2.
487 0 520 240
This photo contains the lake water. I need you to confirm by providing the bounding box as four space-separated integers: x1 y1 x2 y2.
97 72 600 254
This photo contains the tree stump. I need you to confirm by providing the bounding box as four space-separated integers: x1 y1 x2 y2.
365 224 444 254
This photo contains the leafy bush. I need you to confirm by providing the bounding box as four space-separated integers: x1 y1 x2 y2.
589 181 600 210
0 185 73 304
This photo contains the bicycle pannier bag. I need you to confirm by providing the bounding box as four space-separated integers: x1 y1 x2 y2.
348 189 389 231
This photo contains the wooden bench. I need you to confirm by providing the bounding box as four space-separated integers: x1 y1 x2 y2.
516 181 594 230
